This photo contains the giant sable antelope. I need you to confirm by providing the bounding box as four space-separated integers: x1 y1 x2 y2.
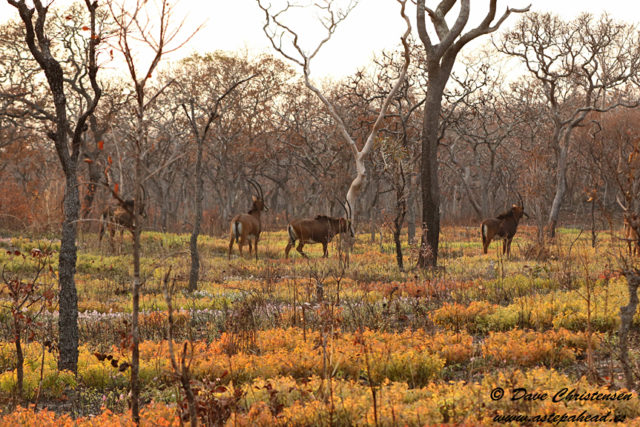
285 199 354 259
481 203 529 257
228 179 267 260
617 196 640 256
98 196 146 252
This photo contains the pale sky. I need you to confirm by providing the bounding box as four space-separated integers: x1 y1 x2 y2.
0 1 636 78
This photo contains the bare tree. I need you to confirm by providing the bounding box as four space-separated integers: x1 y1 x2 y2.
173 52 254 291
620 269 640 390
108 0 198 420
497 12 640 237
442 52 527 219
0 5 117 226
415 0 529 268
275 79 351 218
256 0 411 225
6 0 102 373
345 43 425 270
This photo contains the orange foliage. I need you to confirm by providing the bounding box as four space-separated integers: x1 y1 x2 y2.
0 403 179 426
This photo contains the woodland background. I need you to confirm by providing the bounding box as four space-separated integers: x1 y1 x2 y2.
1 4 639 242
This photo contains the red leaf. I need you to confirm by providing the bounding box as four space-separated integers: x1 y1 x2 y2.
97 140 104 150
65 15 73 20
84 158 93 163
82 26 90 31
107 155 112 165
114 183 119 194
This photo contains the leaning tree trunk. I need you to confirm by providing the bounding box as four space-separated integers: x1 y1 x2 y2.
547 138 569 238
418 85 444 268
188 137 204 292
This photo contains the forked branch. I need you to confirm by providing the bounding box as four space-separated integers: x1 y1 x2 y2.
256 0 412 218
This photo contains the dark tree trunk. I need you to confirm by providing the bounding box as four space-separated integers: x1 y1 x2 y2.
590 200 596 248
418 86 444 268
58 171 80 372
9 0 102 374
393 164 407 271
620 272 639 390
414 0 528 268
407 173 416 245
188 137 204 292
393 210 406 271
131 222 141 422
131 223 141 422
131 107 144 424
14 321 23 398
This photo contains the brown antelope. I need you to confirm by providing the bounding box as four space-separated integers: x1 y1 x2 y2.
98 198 146 252
617 196 640 256
228 179 267 260
285 200 354 258
481 203 528 257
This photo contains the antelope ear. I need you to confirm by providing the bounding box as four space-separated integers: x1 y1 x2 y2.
512 204 518 208
252 195 257 202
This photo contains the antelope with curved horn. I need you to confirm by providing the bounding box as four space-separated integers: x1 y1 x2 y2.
481 198 529 257
99 186 147 252
285 198 354 259
228 179 267 260
617 196 640 256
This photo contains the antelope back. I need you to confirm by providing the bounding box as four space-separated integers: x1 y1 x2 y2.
114 206 135 228
236 213 261 235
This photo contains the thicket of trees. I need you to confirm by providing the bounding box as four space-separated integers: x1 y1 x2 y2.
1 5 640 248
2 1 640 418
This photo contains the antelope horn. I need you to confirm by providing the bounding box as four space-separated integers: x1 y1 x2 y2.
139 184 147 216
617 195 629 212
140 184 147 205
247 179 261 199
256 181 264 200
345 198 353 220
333 197 349 218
